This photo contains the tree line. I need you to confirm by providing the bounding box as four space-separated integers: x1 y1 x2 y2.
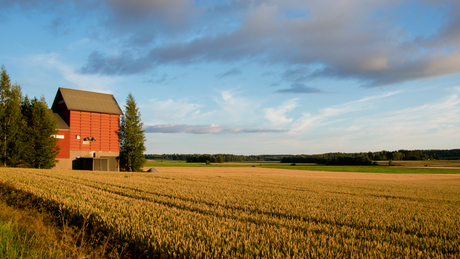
0 66 59 168
281 149 457 165
145 149 460 166
280 153 374 165
145 154 285 163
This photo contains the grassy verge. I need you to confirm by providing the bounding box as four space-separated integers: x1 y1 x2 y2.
263 164 460 174
0 199 76 258
0 220 36 259
145 160 460 174
0 188 123 258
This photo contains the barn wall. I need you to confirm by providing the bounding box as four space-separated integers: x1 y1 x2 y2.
69 150 119 159
69 110 120 152
55 129 70 159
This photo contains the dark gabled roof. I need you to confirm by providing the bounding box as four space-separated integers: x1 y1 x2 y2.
51 110 70 130
52 87 123 115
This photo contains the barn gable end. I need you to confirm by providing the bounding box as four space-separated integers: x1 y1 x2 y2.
52 88 123 171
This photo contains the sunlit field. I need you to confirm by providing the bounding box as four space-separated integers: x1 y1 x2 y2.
1 167 459 258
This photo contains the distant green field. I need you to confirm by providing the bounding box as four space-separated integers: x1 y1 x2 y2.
145 159 199 167
264 164 460 174
144 160 460 174
146 159 188 163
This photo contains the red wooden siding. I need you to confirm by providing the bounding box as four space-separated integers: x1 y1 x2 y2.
69 111 81 150
100 114 111 151
55 130 70 159
69 110 120 152
110 115 120 151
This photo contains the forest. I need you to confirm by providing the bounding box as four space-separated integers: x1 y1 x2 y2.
145 149 460 165
144 153 282 163
0 66 59 168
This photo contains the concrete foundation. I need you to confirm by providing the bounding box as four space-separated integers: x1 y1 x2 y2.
54 151 120 171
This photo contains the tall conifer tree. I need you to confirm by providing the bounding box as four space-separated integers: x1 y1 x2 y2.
0 66 26 166
21 97 60 169
119 93 146 172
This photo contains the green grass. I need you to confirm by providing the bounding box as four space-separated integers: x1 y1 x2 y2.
264 164 460 174
0 198 118 259
145 160 200 167
0 202 60 259
0 219 55 259
0 220 29 259
146 159 187 163
144 160 460 174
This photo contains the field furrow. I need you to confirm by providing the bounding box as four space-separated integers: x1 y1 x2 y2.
0 167 459 258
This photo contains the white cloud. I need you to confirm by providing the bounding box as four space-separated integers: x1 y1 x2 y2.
28 53 118 93
291 91 400 133
345 125 361 132
144 123 287 134
264 98 299 127
288 87 460 152
213 90 261 122
145 98 209 124
362 90 460 138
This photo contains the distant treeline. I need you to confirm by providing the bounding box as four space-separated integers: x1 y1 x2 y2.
145 149 460 165
282 149 460 164
281 153 374 165
144 154 284 163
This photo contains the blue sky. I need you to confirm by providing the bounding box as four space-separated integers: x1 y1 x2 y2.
1 0 460 155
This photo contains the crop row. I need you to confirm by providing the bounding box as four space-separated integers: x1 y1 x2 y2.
0 168 459 258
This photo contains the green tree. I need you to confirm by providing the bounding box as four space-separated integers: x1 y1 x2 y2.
21 96 60 169
119 93 146 172
397 150 406 160
217 155 224 163
0 66 26 167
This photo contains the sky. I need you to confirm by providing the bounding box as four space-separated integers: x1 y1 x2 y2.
1 0 460 155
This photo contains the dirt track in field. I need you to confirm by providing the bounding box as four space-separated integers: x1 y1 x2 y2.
145 167 460 181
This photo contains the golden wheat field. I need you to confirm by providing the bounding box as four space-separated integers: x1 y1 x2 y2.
0 167 459 258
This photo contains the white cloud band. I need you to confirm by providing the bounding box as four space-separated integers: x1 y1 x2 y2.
144 124 287 134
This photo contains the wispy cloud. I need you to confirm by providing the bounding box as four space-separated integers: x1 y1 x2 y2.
276 83 324 94
291 91 400 133
144 124 287 134
28 53 118 93
213 90 261 121
264 99 299 126
286 88 460 152
330 89 460 150
217 67 242 78
144 98 208 124
362 90 460 136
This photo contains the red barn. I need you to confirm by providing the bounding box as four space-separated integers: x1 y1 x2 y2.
51 88 123 171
